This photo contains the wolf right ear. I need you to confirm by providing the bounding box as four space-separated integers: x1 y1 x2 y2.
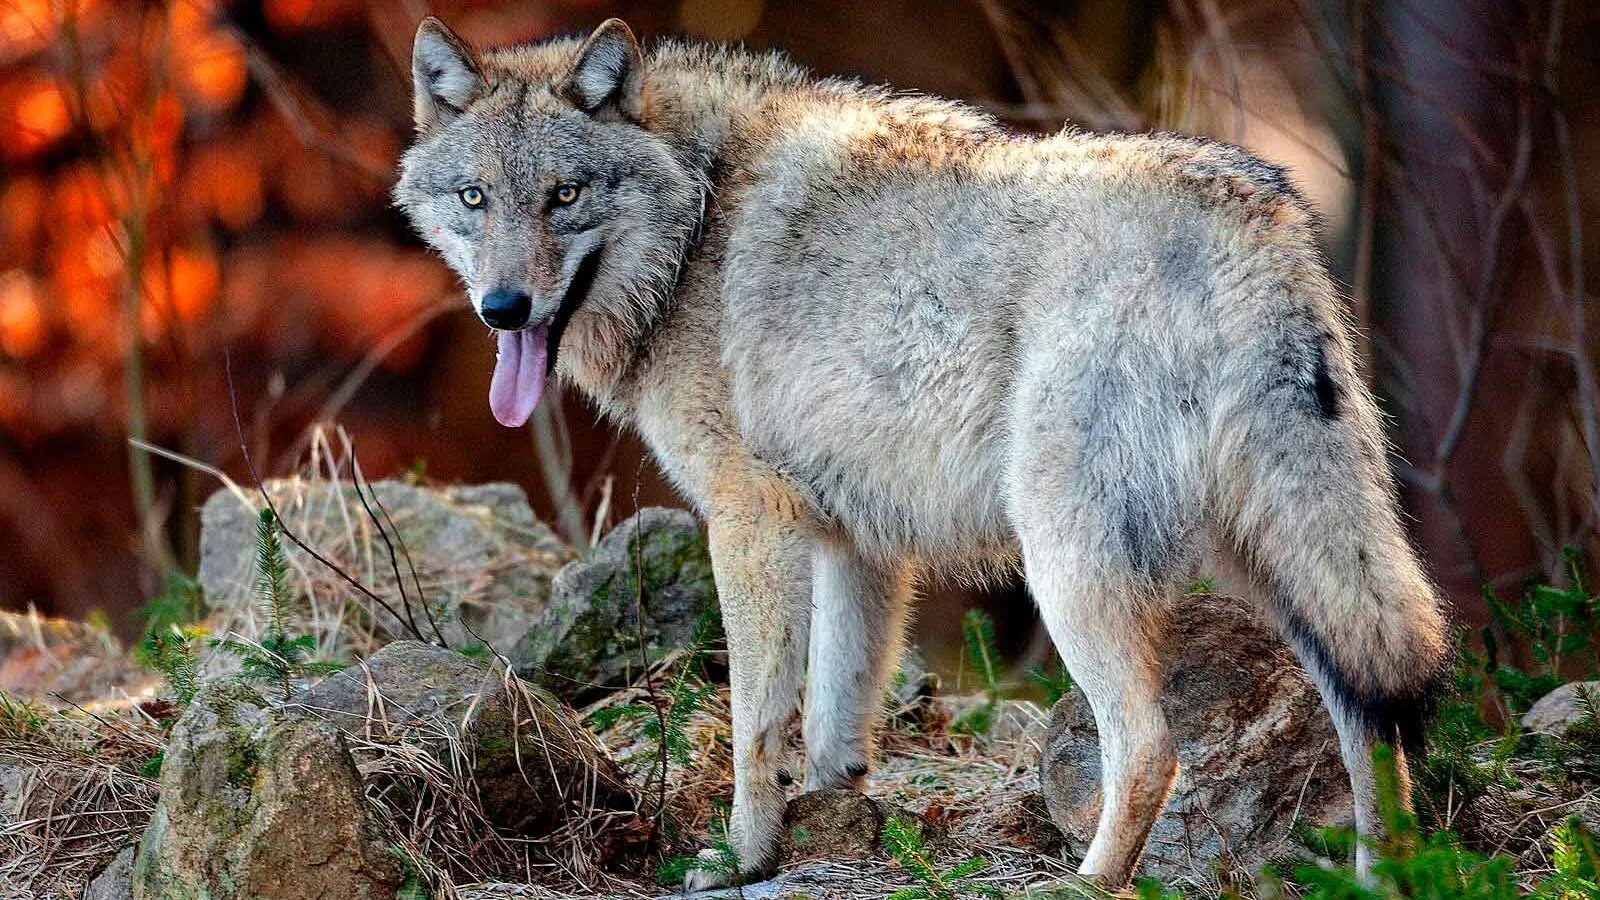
560 19 643 120
412 17 485 133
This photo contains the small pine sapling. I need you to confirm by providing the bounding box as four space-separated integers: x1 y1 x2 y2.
657 803 741 886
1484 547 1599 711
952 609 1003 736
214 508 343 701
138 624 204 707
1028 660 1075 706
881 816 1000 900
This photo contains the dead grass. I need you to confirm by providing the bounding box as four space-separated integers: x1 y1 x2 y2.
0 693 162 896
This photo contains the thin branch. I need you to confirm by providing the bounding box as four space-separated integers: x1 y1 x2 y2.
224 350 424 642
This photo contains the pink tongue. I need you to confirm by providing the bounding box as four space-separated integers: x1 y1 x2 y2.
488 325 549 428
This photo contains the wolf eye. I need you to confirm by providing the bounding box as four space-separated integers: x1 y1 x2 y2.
458 186 485 209
553 183 581 206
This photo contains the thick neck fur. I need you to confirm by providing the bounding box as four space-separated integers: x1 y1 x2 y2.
546 42 850 411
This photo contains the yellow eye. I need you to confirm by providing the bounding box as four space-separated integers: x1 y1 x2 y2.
553 183 581 205
459 186 484 209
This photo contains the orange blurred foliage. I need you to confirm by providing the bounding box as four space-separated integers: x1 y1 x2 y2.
4 76 71 160
0 273 46 358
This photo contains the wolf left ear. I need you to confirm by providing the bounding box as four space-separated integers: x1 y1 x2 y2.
560 19 643 120
412 17 485 133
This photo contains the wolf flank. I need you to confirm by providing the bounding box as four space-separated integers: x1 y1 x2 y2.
394 18 1451 889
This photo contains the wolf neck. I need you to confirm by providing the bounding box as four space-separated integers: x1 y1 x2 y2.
562 43 816 411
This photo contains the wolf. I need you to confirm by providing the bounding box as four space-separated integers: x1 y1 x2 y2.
393 17 1451 889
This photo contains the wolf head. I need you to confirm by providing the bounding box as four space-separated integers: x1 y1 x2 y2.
394 18 703 426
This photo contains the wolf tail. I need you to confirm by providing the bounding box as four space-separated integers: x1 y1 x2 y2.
1212 284 1451 755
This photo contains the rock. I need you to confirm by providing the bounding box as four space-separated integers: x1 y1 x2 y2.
512 508 717 697
133 681 404 900
1040 594 1351 882
83 846 135 900
291 640 632 836
197 481 572 654
778 789 932 864
1521 681 1600 737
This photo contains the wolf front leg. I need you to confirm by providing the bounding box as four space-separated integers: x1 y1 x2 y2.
684 497 812 891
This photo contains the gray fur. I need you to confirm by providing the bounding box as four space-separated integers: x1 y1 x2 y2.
395 20 1450 889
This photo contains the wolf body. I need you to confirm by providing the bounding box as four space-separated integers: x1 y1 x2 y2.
395 19 1450 889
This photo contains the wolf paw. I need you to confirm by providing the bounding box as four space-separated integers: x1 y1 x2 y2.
683 849 735 892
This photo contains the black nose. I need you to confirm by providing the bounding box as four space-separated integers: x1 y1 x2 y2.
481 288 532 330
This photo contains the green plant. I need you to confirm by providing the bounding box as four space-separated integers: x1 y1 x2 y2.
1532 684 1600 781
590 610 717 824
881 816 1000 900
1537 816 1600 900
0 691 47 738
213 508 343 701
136 570 203 637
656 804 740 886
1484 548 1599 711
1028 661 1075 706
952 609 1003 736
1278 744 1600 900
138 623 204 707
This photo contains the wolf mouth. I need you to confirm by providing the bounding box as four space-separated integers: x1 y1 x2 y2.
544 243 603 374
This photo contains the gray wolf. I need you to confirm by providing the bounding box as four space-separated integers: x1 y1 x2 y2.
393 17 1451 889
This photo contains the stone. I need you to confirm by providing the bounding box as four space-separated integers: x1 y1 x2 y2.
197 480 572 654
83 846 135 900
132 681 404 900
290 640 632 836
1040 594 1352 882
778 789 932 864
1521 681 1600 737
511 508 717 698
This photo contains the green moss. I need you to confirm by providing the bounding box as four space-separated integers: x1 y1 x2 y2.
224 732 258 789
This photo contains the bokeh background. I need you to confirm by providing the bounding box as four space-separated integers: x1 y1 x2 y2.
1 0 1596 673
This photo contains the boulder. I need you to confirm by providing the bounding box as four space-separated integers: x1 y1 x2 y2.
512 508 717 697
1521 681 1600 737
197 481 572 654
290 640 632 836
132 681 404 900
1040 595 1351 882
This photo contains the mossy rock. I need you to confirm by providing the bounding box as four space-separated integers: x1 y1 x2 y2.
132 681 403 900
511 508 718 699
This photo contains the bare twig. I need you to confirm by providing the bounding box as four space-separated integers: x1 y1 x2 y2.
224 350 424 642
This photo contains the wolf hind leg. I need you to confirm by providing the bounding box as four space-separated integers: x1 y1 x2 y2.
803 539 912 789
1021 531 1179 885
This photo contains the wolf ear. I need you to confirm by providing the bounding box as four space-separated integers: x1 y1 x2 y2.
560 19 643 120
412 17 485 133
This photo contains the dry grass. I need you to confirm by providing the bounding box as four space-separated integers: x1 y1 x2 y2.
0 693 162 896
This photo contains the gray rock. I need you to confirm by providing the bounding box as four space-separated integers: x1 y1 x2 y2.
1521 681 1600 736
83 846 135 900
512 508 717 697
197 480 572 652
1040 594 1351 883
291 640 632 836
132 681 404 900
